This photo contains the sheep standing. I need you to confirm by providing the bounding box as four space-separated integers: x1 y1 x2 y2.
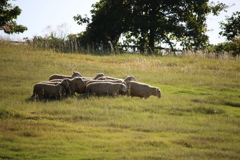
126 81 161 99
67 77 85 95
48 77 85 95
75 73 105 94
49 71 82 80
31 79 72 100
86 82 128 96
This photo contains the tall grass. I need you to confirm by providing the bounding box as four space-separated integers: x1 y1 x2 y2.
0 41 240 159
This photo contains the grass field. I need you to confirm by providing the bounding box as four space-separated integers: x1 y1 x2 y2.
0 42 240 159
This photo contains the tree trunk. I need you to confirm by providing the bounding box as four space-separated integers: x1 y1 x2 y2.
148 29 155 54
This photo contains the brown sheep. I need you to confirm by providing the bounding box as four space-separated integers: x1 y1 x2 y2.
49 71 82 80
48 77 85 95
75 73 105 94
86 82 128 96
126 81 161 99
31 79 72 100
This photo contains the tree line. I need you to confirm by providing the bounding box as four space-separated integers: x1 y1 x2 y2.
1 0 239 56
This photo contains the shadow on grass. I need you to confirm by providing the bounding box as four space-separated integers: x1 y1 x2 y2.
224 101 240 108
24 96 74 103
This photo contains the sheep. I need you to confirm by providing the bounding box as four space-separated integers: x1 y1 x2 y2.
125 81 161 99
86 82 128 96
49 71 82 80
48 77 85 95
67 77 85 95
31 79 72 100
75 73 105 94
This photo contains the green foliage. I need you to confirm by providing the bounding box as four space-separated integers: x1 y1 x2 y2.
219 11 240 41
0 42 240 159
0 0 27 34
74 0 228 52
208 36 240 56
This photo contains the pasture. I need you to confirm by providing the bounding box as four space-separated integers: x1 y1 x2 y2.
0 42 240 159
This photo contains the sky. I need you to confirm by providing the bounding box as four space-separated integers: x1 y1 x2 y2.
0 0 239 45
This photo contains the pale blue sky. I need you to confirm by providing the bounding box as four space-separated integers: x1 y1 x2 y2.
0 0 239 45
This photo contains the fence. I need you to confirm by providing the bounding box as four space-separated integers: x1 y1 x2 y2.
5 40 182 55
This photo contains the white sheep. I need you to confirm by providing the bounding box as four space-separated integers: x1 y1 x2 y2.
31 79 72 100
49 71 82 80
86 82 128 96
126 81 161 99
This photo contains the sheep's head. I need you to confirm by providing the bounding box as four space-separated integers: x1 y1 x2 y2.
121 84 128 93
156 88 161 98
94 73 105 79
72 77 85 86
124 76 136 82
72 71 82 77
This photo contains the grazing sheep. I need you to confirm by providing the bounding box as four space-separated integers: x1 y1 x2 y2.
68 77 85 95
31 79 72 100
49 71 82 80
75 73 105 94
126 81 161 99
49 77 85 95
86 82 128 96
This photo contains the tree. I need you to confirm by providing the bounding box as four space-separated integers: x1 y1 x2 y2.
219 11 240 41
74 0 131 48
0 0 27 34
74 0 228 53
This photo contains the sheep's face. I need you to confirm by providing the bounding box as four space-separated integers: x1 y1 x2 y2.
124 76 136 82
74 77 85 86
72 71 82 77
121 84 128 93
156 88 161 98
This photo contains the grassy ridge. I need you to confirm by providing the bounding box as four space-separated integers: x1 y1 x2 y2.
0 42 240 159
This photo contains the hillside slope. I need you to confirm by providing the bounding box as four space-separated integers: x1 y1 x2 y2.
0 42 240 159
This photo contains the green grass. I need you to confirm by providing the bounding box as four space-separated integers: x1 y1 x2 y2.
0 42 240 159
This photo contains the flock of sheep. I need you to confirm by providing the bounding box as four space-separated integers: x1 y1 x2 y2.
31 71 161 100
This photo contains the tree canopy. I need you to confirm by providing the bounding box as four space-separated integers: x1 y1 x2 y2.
219 11 240 41
0 0 27 34
74 0 228 52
